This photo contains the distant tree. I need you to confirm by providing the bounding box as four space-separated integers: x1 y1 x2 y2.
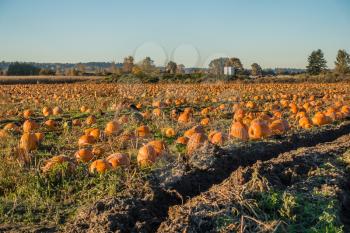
177 64 185 74
76 63 86 75
7 62 40 76
227 57 244 73
251 63 263 77
306 49 327 75
55 65 63 76
334 49 350 75
166 61 177 74
66 68 79 76
39 68 56 75
209 58 229 75
109 61 123 75
0 68 3 75
140 57 155 74
132 65 143 76
262 68 275 76
123 56 134 73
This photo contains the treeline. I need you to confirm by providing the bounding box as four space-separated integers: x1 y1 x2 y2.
1 49 349 79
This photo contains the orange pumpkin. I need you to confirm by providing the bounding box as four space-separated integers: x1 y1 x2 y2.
248 119 271 139
312 112 331 126
23 120 39 133
42 107 52 117
23 109 33 119
42 155 75 173
176 136 189 145
3 123 19 132
44 119 56 129
184 125 204 138
209 131 226 145
104 121 121 136
86 115 96 125
178 112 190 124
269 119 289 135
137 145 156 167
20 133 38 152
136 125 151 138
107 153 130 168
147 140 166 157
53 106 63 115
230 121 249 141
299 117 312 129
78 135 96 147
75 148 94 163
89 159 111 174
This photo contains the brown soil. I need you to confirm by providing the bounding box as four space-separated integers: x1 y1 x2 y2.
158 135 350 233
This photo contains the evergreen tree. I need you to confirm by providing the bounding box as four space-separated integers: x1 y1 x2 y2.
306 49 327 75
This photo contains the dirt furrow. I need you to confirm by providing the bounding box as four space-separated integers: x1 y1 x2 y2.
67 121 350 233
158 134 350 232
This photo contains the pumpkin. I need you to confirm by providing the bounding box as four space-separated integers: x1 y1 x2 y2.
147 140 166 157
85 128 100 140
42 155 75 173
176 136 189 145
137 145 156 167
80 106 88 113
299 117 312 129
20 133 38 152
3 123 19 132
248 119 271 139
152 108 162 117
233 109 245 121
184 125 204 138
246 101 256 109
53 106 63 115
23 109 33 119
86 115 96 125
44 119 56 129
341 105 350 116
312 112 331 126
0 129 9 139
230 121 249 141
106 153 130 168
200 118 210 126
104 121 121 136
178 112 190 124
92 146 105 157
89 159 111 174
42 107 52 117
187 132 208 155
23 120 39 133
136 125 151 138
209 131 226 145
75 148 94 163
78 135 96 147
269 119 289 135
35 132 44 143
164 128 176 137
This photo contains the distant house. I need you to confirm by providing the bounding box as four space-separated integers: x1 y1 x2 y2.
224 66 235 76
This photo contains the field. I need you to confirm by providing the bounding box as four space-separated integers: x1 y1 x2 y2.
0 82 350 232
0 76 103 85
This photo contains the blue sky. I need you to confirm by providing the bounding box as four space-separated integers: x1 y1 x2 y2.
0 0 349 68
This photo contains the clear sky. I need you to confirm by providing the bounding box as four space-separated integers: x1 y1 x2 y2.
0 0 349 68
